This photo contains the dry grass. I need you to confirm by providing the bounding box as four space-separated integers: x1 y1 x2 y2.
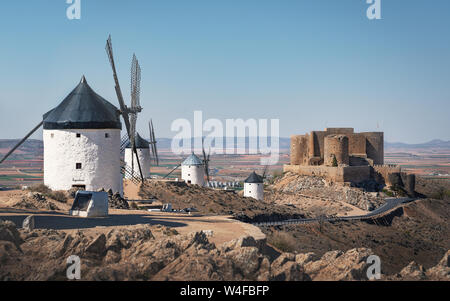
26 184 68 203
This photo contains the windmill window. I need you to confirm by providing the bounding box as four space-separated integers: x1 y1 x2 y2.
76 163 82 170
105 133 110 138
76 133 81 138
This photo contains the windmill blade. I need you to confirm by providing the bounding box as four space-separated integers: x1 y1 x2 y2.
262 164 269 179
0 121 43 165
131 54 141 109
163 164 181 179
201 137 210 183
106 35 131 136
106 35 144 182
205 147 211 183
149 120 159 165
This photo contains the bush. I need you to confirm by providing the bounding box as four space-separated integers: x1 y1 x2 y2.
268 232 296 253
26 184 68 203
47 191 68 203
331 155 338 167
27 184 51 194
383 189 394 197
130 202 140 210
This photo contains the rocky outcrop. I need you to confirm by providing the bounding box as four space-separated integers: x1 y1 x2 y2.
0 220 23 251
22 215 35 231
107 191 129 209
0 221 448 281
270 173 385 212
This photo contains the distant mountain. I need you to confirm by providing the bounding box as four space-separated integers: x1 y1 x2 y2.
0 139 43 156
156 137 291 150
385 139 450 150
2 137 449 155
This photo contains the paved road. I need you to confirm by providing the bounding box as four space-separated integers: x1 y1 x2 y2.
253 197 415 226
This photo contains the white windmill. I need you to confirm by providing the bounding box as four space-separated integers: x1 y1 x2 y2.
0 75 124 194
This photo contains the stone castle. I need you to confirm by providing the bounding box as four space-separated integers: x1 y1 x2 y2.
284 128 415 193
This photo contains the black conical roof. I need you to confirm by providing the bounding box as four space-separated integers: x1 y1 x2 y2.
244 171 264 183
125 133 149 149
43 76 122 130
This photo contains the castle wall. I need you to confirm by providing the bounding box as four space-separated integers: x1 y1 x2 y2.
362 132 384 165
312 131 326 158
43 128 123 195
324 135 349 166
325 128 354 135
340 166 371 183
298 135 309 165
348 133 367 155
290 135 302 165
283 165 371 183
373 164 401 186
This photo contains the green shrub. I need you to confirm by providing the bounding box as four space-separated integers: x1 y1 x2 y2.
383 189 394 197
331 155 338 167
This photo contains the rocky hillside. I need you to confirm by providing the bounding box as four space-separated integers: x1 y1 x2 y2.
267 173 386 215
139 181 306 222
0 219 448 281
263 199 450 275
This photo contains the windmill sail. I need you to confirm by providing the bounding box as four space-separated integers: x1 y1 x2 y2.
149 120 159 165
106 35 144 182
0 121 43 165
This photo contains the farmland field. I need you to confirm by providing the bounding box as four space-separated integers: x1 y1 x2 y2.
1 138 449 188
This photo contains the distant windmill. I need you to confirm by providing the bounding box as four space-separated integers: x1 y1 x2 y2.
162 139 210 186
106 35 145 182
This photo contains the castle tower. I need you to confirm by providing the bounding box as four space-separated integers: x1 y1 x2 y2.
324 134 349 166
181 153 205 186
244 171 264 201
124 133 151 179
43 76 123 195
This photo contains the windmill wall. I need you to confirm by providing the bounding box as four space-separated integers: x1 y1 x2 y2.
181 165 205 186
124 148 151 179
244 182 264 201
43 128 123 195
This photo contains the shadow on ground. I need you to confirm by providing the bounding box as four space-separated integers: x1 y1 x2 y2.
0 208 187 230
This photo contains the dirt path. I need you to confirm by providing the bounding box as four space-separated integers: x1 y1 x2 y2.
0 207 265 245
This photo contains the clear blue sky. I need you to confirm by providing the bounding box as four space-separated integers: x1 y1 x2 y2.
0 0 449 143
